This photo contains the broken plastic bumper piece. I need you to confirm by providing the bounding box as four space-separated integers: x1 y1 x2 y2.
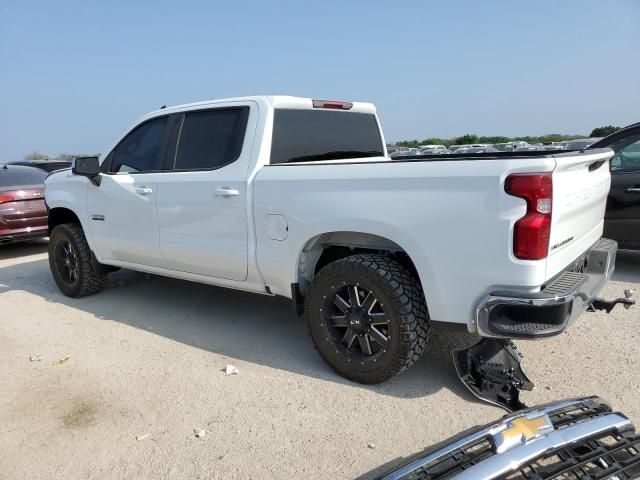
453 339 534 412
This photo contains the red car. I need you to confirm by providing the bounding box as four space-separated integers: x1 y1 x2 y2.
0 164 48 245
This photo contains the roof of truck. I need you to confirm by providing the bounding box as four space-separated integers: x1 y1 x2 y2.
144 96 377 119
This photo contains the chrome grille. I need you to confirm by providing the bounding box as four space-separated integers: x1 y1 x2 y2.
376 397 640 480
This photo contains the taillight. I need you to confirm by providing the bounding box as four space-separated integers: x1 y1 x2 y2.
505 173 553 260
0 193 13 204
312 99 353 110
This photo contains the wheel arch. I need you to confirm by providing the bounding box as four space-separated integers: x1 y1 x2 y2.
294 231 424 298
48 207 82 235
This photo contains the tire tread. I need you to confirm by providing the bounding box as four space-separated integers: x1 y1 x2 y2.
49 223 106 297
305 253 430 384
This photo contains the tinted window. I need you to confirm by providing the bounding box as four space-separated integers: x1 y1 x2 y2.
0 165 46 189
610 135 640 173
174 108 249 170
564 139 595 151
270 110 383 164
110 117 168 173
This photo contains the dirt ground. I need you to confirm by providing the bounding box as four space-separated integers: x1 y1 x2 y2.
1 240 639 480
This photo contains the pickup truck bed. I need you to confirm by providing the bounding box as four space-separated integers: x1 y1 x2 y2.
255 147 612 332
44 95 618 384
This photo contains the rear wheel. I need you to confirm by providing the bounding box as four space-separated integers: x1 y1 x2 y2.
48 223 106 297
305 254 430 384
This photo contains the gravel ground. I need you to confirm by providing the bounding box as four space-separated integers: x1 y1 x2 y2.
0 241 638 480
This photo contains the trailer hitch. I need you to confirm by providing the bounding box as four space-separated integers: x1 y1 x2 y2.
453 339 534 412
589 289 635 314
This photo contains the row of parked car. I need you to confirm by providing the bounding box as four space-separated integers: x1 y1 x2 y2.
388 138 603 157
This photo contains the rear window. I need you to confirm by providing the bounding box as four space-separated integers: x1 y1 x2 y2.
0 165 46 190
270 109 384 164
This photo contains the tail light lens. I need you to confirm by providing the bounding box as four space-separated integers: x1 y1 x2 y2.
0 193 14 204
505 173 553 260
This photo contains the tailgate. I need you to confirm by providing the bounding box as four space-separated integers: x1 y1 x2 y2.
547 148 613 278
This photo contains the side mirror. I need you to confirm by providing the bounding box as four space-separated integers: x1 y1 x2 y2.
72 156 101 186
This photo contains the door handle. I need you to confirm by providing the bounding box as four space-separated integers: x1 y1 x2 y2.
626 187 640 193
215 187 240 197
135 186 153 195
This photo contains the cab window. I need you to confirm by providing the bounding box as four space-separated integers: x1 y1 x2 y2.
173 107 249 171
109 117 168 173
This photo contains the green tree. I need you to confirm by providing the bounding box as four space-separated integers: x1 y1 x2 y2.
24 151 49 161
454 134 479 145
420 137 447 146
589 125 620 138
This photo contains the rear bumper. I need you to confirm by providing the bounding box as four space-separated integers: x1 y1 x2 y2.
476 238 617 338
0 229 48 245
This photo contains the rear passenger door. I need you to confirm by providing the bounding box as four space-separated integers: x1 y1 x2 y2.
155 103 254 280
606 134 640 248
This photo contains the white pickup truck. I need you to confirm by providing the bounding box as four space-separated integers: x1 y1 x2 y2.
45 95 622 385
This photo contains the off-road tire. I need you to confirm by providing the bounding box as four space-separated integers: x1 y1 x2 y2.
305 253 430 384
48 223 106 298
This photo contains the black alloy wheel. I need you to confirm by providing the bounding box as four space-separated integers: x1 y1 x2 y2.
324 284 390 359
53 239 79 286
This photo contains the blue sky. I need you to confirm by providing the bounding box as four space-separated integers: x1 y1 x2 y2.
1 0 639 159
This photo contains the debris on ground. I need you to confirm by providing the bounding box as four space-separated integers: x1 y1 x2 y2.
136 433 150 441
52 355 71 365
29 355 42 362
194 428 206 438
368 443 376 449
222 365 239 376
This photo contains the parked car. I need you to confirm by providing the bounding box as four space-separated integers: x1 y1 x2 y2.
389 150 419 158
371 396 640 479
455 146 500 154
590 122 640 250
9 160 72 173
564 137 602 151
45 95 623 385
449 143 489 152
492 141 530 151
447 144 466 152
417 145 449 155
0 164 48 245
417 144 446 151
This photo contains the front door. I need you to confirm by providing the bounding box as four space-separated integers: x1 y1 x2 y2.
88 115 172 266
605 134 640 249
155 105 253 280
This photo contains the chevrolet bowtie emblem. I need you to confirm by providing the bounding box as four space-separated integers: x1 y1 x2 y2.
493 414 554 453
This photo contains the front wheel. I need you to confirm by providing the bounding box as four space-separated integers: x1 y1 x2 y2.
305 254 430 384
48 223 106 298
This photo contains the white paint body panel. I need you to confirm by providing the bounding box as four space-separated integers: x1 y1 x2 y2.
87 173 163 266
45 95 613 333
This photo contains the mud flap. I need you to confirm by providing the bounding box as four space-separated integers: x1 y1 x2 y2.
453 339 534 412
